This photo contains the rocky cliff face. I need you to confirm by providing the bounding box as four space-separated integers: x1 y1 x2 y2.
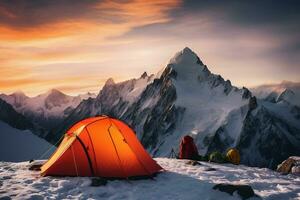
47 73 155 143
0 99 44 136
49 47 299 168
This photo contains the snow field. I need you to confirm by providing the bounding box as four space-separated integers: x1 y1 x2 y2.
0 158 299 200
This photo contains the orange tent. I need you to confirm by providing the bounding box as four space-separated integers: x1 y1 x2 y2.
41 116 163 178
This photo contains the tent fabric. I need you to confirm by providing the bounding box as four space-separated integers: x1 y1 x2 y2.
179 135 199 159
41 116 163 178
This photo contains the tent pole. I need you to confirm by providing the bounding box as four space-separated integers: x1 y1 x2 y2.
75 135 95 176
107 123 128 179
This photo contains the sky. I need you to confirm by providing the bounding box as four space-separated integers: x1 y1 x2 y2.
0 0 299 96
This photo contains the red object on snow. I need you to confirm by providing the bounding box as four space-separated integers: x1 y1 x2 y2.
179 135 199 159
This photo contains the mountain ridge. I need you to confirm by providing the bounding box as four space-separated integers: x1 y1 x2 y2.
0 90 96 130
2 47 299 169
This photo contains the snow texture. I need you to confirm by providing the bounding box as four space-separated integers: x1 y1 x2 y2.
0 158 299 199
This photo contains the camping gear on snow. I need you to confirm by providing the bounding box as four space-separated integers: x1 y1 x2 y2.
179 135 199 160
277 156 300 175
209 151 226 163
226 148 240 165
41 116 163 178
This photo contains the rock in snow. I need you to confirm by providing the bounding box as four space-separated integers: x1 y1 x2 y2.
277 156 300 175
213 184 257 200
0 158 299 199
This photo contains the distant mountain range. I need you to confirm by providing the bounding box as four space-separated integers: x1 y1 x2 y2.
251 81 300 107
0 90 95 130
0 47 299 169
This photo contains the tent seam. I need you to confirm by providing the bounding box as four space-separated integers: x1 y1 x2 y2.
85 127 98 176
75 135 95 176
107 122 128 179
110 120 153 177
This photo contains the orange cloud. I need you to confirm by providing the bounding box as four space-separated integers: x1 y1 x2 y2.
0 0 181 96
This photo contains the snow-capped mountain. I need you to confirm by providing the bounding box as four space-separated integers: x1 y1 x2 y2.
118 47 253 156
0 98 35 131
0 121 54 162
0 98 47 137
0 90 95 129
45 48 300 168
48 73 154 143
0 98 54 161
251 81 300 107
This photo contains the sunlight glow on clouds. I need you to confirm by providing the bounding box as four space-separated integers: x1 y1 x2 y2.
0 0 299 96
0 0 181 95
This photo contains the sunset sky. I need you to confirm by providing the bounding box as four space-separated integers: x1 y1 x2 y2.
0 0 299 96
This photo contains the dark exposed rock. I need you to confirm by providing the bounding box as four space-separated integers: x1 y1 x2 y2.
277 156 300 174
237 105 300 169
277 89 295 103
0 99 34 131
196 56 203 65
204 167 216 171
242 87 252 99
162 64 177 79
249 96 257 110
213 183 258 200
141 72 148 79
28 164 42 171
224 80 232 95
28 160 46 171
291 106 300 119
0 99 45 137
185 160 201 166
90 177 107 187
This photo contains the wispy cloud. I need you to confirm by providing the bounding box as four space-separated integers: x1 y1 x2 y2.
0 0 181 95
0 0 299 96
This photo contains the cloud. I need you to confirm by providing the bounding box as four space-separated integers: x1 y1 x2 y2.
0 0 181 95
0 0 97 28
0 0 299 95
120 1 300 86
0 0 181 40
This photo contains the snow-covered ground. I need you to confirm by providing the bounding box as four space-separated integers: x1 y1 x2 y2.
0 158 299 200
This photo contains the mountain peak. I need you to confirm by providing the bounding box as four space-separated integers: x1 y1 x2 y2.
170 47 203 66
105 78 115 86
163 47 207 81
46 89 65 96
140 72 148 79
182 47 193 54
12 90 27 98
